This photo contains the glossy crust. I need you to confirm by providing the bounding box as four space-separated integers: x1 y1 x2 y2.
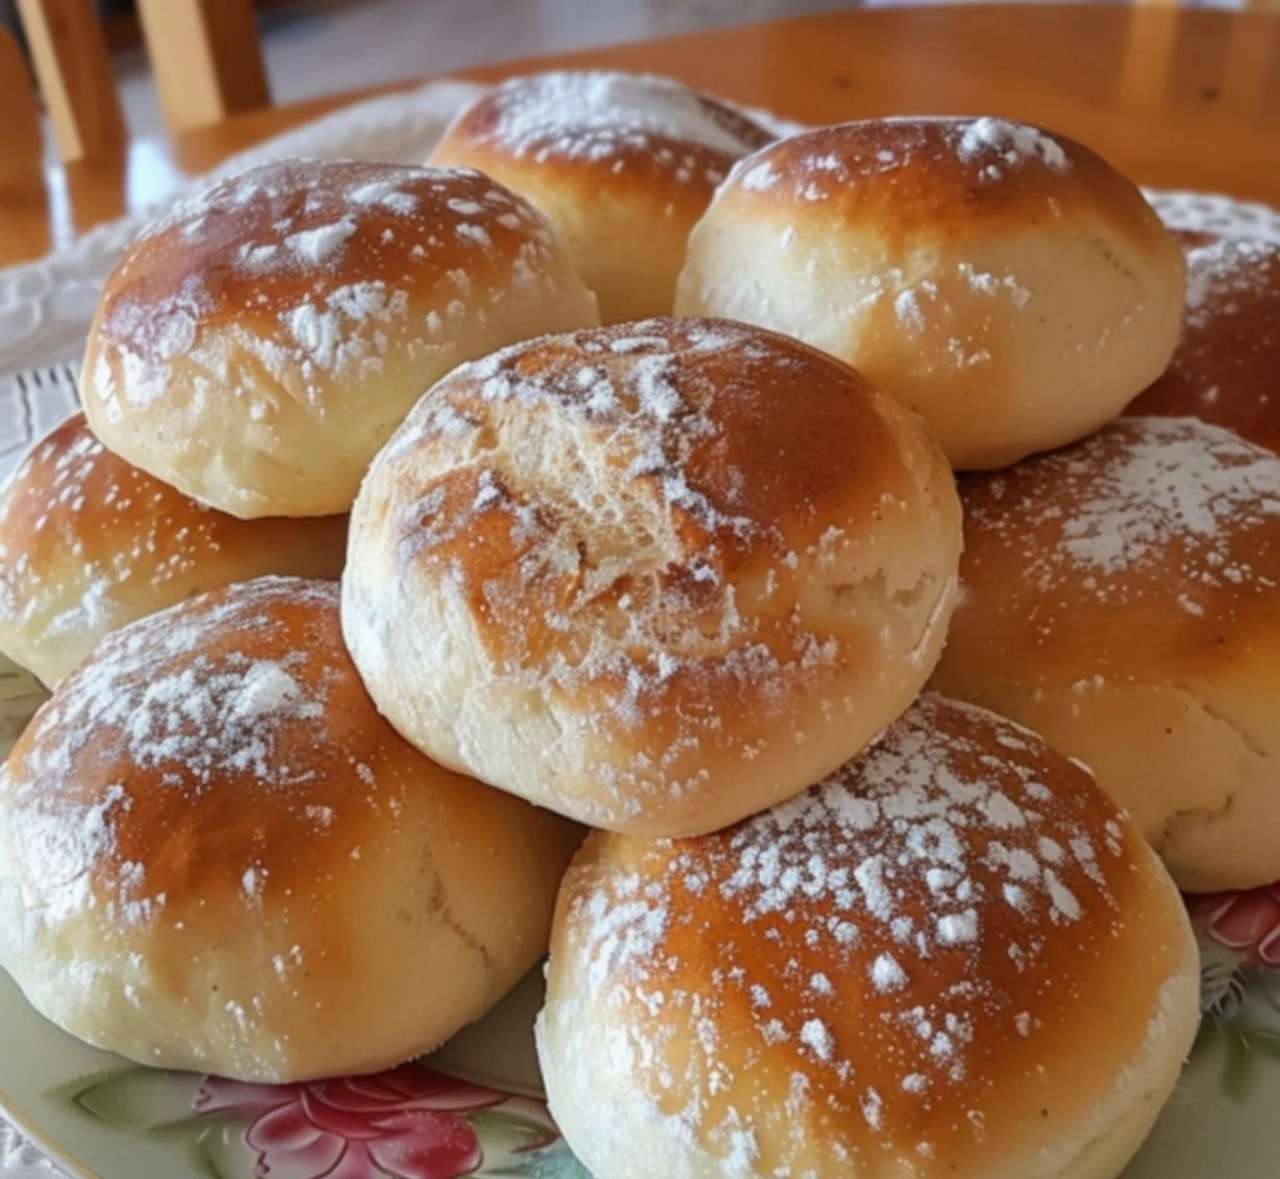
430 71 773 322
0 414 347 685
81 160 599 518
932 416 1280 891
343 318 962 837
0 577 582 1082
1129 233 1280 453
675 117 1185 469
537 694 1199 1179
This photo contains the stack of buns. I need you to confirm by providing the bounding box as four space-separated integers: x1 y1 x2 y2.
1 67 1274 1178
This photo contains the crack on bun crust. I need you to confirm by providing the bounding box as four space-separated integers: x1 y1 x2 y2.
343 318 963 836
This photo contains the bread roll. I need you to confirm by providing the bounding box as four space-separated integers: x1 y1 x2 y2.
932 415 1280 892
82 160 599 519
0 413 347 686
343 318 961 837
675 117 1185 469
0 577 582 1082
538 693 1198 1179
430 71 773 322
1129 233 1280 453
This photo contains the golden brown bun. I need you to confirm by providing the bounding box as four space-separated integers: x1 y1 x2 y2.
0 577 582 1082
82 160 599 518
537 694 1199 1179
429 71 773 322
343 318 962 837
932 415 1280 892
0 413 347 686
675 117 1185 469
1129 233 1280 453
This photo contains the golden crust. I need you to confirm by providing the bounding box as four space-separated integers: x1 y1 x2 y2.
676 117 1185 469
343 318 962 836
0 413 347 685
1129 233 1280 454
96 162 548 341
538 694 1198 1179
430 71 773 322
932 415 1280 890
0 577 582 1081
81 160 600 517
723 119 1168 245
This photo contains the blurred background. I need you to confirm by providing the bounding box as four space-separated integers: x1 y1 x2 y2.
1 0 1271 151
1 0 1275 269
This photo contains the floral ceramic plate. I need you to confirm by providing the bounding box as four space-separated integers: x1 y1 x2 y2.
1 646 1278 1179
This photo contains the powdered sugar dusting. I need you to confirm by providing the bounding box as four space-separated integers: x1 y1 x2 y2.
1182 236 1278 331
0 414 346 685
376 319 865 769
1128 234 1280 454
967 417 1280 609
799 1018 835 1061
453 70 772 185
92 160 562 410
558 694 1133 1162
956 117 1069 174
726 115 1072 207
285 216 357 265
0 578 343 932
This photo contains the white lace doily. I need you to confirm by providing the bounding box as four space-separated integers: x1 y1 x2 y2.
1 81 1278 1179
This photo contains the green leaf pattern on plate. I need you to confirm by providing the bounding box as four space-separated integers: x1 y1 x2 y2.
1194 970 1280 1103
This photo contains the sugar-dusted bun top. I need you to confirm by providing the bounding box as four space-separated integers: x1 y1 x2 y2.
430 72 775 323
382 316 932 596
81 160 599 518
344 317 961 834
440 70 773 188
0 575 564 938
4 578 407 924
728 117 1157 234
350 312 962 829
544 694 1196 1175
0 413 346 685
1129 234 1280 453
90 160 564 413
950 415 1280 685
368 315 956 673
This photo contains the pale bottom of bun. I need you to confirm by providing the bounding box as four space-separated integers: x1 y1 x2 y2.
930 676 1280 893
0 810 573 1084
535 847 1199 1179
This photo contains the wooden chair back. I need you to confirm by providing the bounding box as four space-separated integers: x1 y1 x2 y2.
14 0 270 163
0 25 50 265
15 0 124 161
135 0 271 134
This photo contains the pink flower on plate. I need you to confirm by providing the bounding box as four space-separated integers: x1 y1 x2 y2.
194 1063 508 1179
1191 884 1280 968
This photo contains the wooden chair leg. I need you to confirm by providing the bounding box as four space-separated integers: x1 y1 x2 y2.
15 0 126 163
136 0 271 134
0 26 51 260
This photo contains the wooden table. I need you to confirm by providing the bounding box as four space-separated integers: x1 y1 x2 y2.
2 3 1278 268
